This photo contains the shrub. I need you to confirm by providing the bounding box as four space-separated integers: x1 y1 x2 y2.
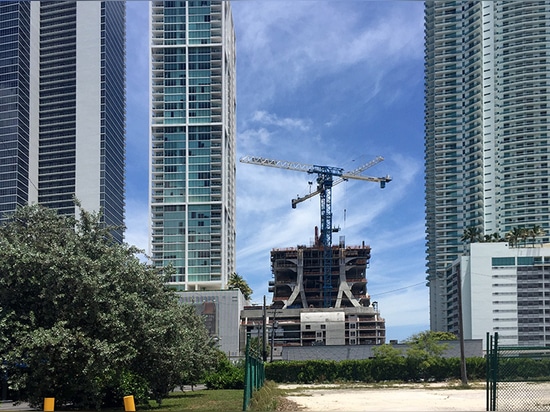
265 356 487 384
204 358 245 389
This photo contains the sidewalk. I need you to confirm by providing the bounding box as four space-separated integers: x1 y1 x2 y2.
1 401 34 411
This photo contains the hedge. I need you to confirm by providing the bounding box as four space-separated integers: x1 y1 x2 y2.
265 357 486 383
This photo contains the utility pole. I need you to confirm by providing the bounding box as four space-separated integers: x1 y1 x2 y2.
270 309 278 362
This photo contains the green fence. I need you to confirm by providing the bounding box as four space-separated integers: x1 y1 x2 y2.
242 334 265 411
487 332 550 411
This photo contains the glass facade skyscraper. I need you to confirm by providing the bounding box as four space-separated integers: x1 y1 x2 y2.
0 1 126 242
150 1 236 290
425 1 550 331
0 2 35 218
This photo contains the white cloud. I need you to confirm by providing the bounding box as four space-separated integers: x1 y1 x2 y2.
251 110 311 131
233 1 424 109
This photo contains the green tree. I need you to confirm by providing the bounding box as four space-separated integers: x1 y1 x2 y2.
506 227 529 247
461 226 482 244
228 272 253 300
528 225 546 247
404 330 456 357
0 204 216 409
404 331 456 381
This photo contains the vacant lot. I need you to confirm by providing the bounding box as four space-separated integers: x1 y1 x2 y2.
279 382 486 411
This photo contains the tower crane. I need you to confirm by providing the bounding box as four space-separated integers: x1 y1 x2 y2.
239 155 391 308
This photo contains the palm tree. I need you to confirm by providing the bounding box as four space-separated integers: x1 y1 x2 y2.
228 272 253 301
461 226 482 244
506 228 520 247
528 225 546 247
506 227 529 247
519 227 529 247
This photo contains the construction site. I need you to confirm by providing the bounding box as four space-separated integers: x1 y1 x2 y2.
241 232 385 349
239 155 389 351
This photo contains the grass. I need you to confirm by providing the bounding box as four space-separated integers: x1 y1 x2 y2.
144 390 243 412
248 381 284 411
0 390 245 412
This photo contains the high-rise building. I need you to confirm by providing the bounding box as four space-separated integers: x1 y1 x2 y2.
424 1 550 331
150 1 236 290
0 1 126 242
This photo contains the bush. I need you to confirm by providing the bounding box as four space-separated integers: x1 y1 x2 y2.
338 359 373 382
265 361 303 383
204 358 245 389
265 356 487 384
102 371 150 407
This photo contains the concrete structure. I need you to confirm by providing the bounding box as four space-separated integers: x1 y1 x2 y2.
242 306 385 351
424 2 550 331
150 1 237 291
269 234 373 309
0 1 126 241
242 237 385 350
449 242 550 347
177 289 245 360
281 339 483 361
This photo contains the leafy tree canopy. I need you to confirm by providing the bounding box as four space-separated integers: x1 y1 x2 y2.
0 204 217 409
404 330 456 358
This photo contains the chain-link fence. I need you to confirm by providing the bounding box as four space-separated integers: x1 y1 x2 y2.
242 333 265 411
487 333 550 411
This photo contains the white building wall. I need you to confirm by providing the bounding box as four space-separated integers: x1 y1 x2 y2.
456 242 550 347
300 312 346 346
28 3 40 204
177 289 245 359
75 2 102 214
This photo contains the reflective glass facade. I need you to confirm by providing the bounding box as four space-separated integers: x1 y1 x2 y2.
0 2 126 242
0 2 33 217
150 1 236 290
425 1 550 331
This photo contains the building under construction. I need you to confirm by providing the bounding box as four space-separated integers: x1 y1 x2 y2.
241 230 385 349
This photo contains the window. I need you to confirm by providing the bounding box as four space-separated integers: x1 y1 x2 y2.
518 257 535 266
492 257 515 266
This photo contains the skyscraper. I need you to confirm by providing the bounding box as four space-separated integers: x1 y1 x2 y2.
424 1 550 331
150 1 236 290
0 1 126 242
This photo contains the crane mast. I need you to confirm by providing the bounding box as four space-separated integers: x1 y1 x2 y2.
240 155 391 308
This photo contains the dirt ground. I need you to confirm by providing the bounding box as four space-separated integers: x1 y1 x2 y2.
277 382 487 411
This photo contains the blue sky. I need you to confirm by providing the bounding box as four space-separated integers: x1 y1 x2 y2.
124 1 428 342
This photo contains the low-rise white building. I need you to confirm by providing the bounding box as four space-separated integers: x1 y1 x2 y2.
448 243 550 347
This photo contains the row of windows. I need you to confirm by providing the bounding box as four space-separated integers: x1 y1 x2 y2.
492 256 550 266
